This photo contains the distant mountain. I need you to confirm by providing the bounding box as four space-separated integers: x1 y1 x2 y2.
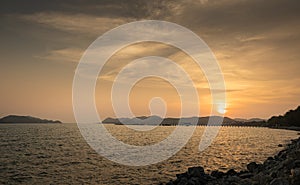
102 115 163 125
102 116 237 126
234 118 265 122
267 106 300 127
0 115 61 123
248 118 266 122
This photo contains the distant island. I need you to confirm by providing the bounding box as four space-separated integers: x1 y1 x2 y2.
0 115 61 123
102 106 300 129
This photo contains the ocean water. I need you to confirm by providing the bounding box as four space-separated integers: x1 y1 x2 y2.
0 124 298 185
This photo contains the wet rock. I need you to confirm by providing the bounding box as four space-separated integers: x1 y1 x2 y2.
282 158 294 170
210 170 224 178
177 177 188 185
239 179 252 185
291 168 300 185
269 178 289 185
227 175 241 182
268 157 274 160
176 172 188 179
226 169 237 176
166 182 174 185
239 173 253 179
265 156 277 164
188 177 200 185
291 168 300 178
164 137 300 185
253 172 272 185
188 166 205 178
277 150 287 159
287 150 300 159
270 171 277 178
247 162 258 172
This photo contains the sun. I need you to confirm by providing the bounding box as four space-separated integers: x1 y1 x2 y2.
217 103 227 114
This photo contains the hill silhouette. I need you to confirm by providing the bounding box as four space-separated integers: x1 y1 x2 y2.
102 116 237 126
102 106 300 128
267 106 300 127
0 115 61 123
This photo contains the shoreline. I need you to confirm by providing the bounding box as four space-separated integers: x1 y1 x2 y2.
164 136 300 185
269 126 300 132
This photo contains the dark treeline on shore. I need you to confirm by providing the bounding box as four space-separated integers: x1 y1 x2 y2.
267 106 300 127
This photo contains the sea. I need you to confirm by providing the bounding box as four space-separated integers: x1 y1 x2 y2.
0 124 298 184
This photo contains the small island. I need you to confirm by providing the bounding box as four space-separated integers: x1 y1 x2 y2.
0 115 61 123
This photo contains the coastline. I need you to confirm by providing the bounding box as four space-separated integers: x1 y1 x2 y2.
269 126 300 132
164 136 300 185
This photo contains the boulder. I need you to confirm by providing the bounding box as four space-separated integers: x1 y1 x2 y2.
239 173 253 179
226 169 237 176
269 178 289 185
210 170 225 178
187 166 205 178
247 162 258 172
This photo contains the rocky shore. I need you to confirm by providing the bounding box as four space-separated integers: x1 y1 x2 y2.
164 137 300 185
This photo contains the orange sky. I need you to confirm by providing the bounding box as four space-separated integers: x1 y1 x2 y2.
1 0 300 122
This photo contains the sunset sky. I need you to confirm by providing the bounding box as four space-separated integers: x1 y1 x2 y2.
1 0 300 122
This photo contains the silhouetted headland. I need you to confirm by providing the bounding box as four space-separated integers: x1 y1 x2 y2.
266 106 300 130
0 115 61 123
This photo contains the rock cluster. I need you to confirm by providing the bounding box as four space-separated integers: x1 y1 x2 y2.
165 137 300 185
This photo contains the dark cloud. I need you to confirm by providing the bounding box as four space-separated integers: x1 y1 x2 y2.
178 0 300 30
2 0 299 29
0 0 178 19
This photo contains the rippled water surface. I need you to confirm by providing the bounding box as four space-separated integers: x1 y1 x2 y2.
0 124 298 184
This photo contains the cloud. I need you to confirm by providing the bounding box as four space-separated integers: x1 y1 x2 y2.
34 47 84 63
18 12 131 36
